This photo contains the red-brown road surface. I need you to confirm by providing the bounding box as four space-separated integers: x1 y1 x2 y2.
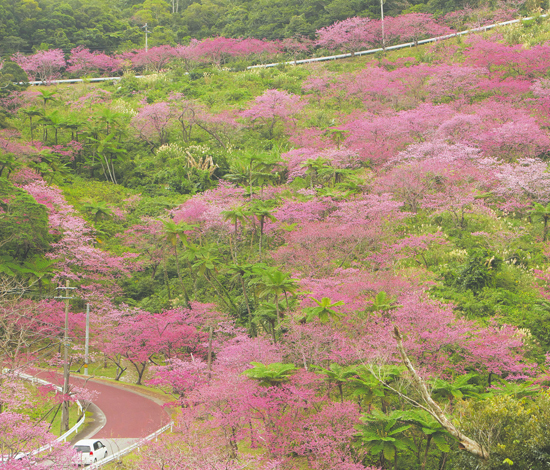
33 369 170 439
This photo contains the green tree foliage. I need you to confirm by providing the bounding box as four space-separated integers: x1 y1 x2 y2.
531 202 550 241
314 363 357 402
456 392 550 470
301 296 345 324
0 60 27 94
356 409 415 469
242 361 297 386
0 179 51 275
0 0 495 52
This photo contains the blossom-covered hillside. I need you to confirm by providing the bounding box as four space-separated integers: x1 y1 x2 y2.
3 11 550 470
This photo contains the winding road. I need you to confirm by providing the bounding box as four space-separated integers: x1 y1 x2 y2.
32 369 171 440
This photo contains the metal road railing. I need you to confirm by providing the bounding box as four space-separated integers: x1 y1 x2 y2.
248 14 548 69
16 372 87 445
88 421 174 469
0 370 87 462
23 76 143 86
18 13 548 86
6 370 173 467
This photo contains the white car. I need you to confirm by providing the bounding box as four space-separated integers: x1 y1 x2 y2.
73 439 108 466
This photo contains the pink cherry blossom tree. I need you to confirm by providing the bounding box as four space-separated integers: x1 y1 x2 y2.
316 17 376 55
232 38 280 63
241 90 305 138
194 109 242 149
67 46 122 76
426 65 486 105
195 37 240 67
130 45 177 72
102 305 208 384
483 157 550 205
20 181 134 302
0 412 76 468
532 78 550 107
281 37 313 64
12 49 66 83
385 14 454 47
174 40 203 72
149 357 208 400
465 37 550 78
131 102 173 148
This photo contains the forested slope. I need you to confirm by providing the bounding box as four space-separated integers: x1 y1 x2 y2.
0 0 539 54
3 8 550 470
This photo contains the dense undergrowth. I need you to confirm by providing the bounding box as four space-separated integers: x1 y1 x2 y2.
3 13 550 470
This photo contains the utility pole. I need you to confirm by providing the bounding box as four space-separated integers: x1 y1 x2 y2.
55 281 75 434
381 0 386 51
84 303 90 376
142 23 151 52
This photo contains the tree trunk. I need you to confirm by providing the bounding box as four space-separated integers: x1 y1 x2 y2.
174 245 190 306
207 326 213 380
162 246 172 301
249 420 256 448
130 360 147 385
259 217 264 260
114 359 127 381
283 290 290 312
213 274 239 313
270 321 277 343
186 259 197 298
438 452 448 470
233 220 238 261
422 435 432 470
274 294 280 325
205 272 235 312
393 327 489 460
249 165 253 199
240 274 252 333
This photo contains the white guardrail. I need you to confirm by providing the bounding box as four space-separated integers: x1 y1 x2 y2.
0 370 86 463
88 421 174 469
8 370 174 467
248 13 548 69
17 372 87 446
17 13 548 86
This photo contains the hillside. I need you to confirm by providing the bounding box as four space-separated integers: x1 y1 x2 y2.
0 0 535 54
2 10 550 470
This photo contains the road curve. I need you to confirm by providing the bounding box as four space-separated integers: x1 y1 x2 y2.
34 370 170 439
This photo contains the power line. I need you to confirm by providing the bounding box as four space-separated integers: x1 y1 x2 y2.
3 306 89 337
0 342 59 379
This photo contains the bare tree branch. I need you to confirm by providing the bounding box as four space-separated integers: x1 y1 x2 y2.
393 326 489 460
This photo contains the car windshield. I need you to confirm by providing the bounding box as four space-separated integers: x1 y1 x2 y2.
74 445 91 453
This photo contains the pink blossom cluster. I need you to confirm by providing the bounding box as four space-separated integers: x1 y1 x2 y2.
282 147 361 182
172 181 246 231
316 13 456 53
12 49 66 83
20 181 135 301
66 46 122 75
